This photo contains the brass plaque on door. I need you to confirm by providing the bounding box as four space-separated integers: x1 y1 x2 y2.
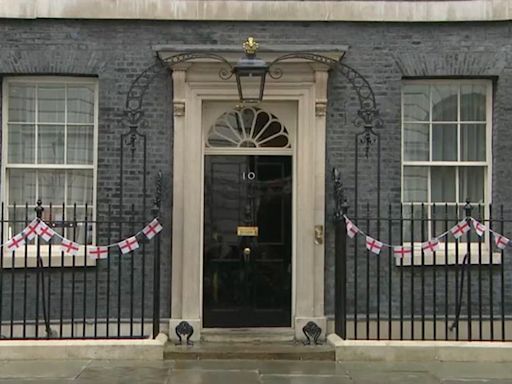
237 226 259 236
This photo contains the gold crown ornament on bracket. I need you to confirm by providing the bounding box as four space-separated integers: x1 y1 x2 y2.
243 37 259 56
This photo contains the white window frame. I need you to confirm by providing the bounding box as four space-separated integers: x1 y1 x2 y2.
400 79 498 265
1 76 99 267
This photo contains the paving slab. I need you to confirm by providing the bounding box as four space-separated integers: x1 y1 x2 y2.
0 380 73 383
87 359 175 369
74 366 171 384
260 374 353 384
168 369 261 384
349 371 440 384
429 362 512 380
442 380 512 384
0 360 89 379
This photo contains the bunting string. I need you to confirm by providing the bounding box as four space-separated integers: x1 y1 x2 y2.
2 217 163 258
344 215 511 256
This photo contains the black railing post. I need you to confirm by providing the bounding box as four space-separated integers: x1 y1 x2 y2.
152 171 162 338
464 200 473 340
333 168 348 339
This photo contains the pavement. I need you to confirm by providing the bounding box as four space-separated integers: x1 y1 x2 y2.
0 359 511 383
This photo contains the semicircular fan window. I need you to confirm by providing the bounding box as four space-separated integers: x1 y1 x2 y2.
206 107 290 148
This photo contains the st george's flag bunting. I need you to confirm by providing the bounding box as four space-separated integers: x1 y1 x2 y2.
61 238 80 256
393 246 412 258
142 218 163 240
366 236 383 255
88 246 109 259
494 234 510 250
450 220 471 239
345 218 360 239
472 219 487 237
6 232 25 252
422 239 440 256
118 236 139 254
23 219 40 241
35 220 55 242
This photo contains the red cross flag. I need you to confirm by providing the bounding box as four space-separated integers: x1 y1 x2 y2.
6 232 25 252
393 246 412 258
142 219 163 240
35 221 55 242
450 220 471 239
345 218 360 239
118 236 139 254
88 246 109 259
23 219 40 241
366 236 383 255
422 239 439 256
494 233 510 250
472 219 487 237
61 238 80 256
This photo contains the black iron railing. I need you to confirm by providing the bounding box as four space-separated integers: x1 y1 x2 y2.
335 202 511 341
0 201 162 340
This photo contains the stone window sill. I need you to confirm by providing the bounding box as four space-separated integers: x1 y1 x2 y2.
1 246 97 268
395 243 502 267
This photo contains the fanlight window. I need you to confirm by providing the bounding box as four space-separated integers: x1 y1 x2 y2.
206 107 290 148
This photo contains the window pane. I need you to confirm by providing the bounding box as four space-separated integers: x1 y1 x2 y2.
38 124 65 164
459 167 484 203
431 167 456 202
404 123 429 161
403 85 429 121
461 85 486 121
432 85 457 121
38 85 65 123
65 207 94 244
403 166 428 202
9 85 35 122
461 124 485 161
431 204 458 243
67 125 94 164
68 85 95 124
8 169 36 205
38 170 65 204
402 205 426 243
432 124 457 161
67 170 93 205
8 124 35 164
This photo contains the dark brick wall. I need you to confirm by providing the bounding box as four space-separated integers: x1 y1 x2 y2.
0 19 510 330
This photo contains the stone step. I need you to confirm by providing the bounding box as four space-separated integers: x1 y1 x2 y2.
164 341 335 361
200 328 295 343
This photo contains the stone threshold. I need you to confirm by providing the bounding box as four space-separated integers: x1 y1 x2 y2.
165 341 335 361
0 333 167 360
328 333 512 362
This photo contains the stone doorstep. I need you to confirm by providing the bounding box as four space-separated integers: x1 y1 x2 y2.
327 333 512 363
164 341 335 361
0 333 168 360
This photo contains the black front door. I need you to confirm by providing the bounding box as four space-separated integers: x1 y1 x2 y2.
203 155 292 327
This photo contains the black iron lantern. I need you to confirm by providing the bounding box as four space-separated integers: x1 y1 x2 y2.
232 37 269 104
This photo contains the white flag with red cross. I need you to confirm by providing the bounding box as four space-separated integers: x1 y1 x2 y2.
345 218 360 239
366 236 383 255
61 238 80 256
472 219 487 237
6 232 25 252
450 220 471 239
494 233 510 250
422 239 440 256
142 219 163 240
35 220 55 242
393 246 412 258
22 219 40 241
118 236 139 254
88 246 109 259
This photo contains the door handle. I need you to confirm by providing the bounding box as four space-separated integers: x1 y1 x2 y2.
243 247 251 262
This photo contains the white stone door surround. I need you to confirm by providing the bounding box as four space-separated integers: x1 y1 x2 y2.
157 45 345 341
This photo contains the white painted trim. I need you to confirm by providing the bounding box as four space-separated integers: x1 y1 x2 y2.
169 60 328 341
1 76 99 262
1 1 512 22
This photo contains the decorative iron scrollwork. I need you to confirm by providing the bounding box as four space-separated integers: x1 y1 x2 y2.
303 321 322 345
175 321 194 345
332 168 349 223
